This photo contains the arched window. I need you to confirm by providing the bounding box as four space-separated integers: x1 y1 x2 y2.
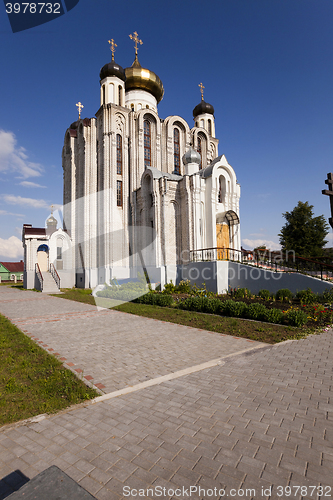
118 86 122 106
173 128 180 174
144 120 151 168
218 176 226 203
197 136 202 170
208 119 212 136
116 134 122 175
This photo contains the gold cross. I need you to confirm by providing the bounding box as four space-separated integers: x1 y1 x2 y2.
108 38 117 61
51 204 54 214
198 83 205 101
76 101 84 119
129 31 143 55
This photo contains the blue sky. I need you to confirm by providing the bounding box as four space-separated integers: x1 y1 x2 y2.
1 0 333 260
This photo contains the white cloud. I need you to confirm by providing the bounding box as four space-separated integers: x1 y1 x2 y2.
2 194 49 209
0 130 43 179
0 209 24 217
0 236 23 260
242 238 281 251
19 181 47 188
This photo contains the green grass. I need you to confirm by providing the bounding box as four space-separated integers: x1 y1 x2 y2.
0 314 98 426
55 288 311 344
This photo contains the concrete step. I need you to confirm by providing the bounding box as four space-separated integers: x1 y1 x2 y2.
41 271 60 293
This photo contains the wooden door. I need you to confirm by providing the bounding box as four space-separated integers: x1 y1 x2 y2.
37 251 48 272
216 223 229 260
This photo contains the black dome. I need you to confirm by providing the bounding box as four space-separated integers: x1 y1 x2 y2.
100 61 126 82
193 100 214 118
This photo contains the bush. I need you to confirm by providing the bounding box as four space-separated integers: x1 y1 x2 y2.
318 288 333 304
163 281 176 295
296 288 317 305
233 287 251 299
136 293 174 307
221 300 248 318
266 308 284 324
179 297 221 314
176 280 192 294
276 289 293 301
245 303 268 321
285 308 308 327
258 289 271 301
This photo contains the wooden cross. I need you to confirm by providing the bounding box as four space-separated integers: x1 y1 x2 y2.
322 172 333 228
108 38 117 61
76 101 84 119
129 31 143 55
198 82 205 101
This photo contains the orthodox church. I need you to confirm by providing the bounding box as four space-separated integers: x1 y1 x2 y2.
24 32 241 291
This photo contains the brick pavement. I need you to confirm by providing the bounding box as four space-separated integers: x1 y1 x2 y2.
0 286 332 499
0 287 266 394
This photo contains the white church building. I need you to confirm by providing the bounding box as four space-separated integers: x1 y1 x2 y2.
23 33 241 292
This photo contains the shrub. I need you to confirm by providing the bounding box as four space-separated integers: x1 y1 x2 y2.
258 289 271 301
296 288 317 305
176 280 192 294
136 293 174 307
153 294 174 307
285 308 308 327
221 300 248 318
245 303 268 321
163 281 176 295
319 288 333 304
233 287 251 299
266 308 284 324
276 289 293 301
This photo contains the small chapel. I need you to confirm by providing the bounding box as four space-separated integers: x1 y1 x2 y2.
23 32 241 291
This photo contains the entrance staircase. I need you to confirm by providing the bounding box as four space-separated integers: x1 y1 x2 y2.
35 263 61 293
41 271 61 293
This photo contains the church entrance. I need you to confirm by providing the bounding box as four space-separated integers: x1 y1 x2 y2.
216 223 229 260
37 244 49 272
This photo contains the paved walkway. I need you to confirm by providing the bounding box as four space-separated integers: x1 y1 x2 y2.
0 286 332 499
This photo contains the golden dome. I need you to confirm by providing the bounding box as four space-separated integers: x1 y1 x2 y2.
125 55 164 103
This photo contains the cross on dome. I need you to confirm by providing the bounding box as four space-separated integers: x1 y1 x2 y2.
108 38 117 61
129 31 143 56
198 82 205 101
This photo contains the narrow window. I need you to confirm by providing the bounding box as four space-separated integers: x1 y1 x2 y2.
116 134 122 175
197 136 202 170
102 85 105 105
118 86 122 106
57 247 62 260
174 128 180 174
117 180 122 207
208 119 212 135
144 120 151 168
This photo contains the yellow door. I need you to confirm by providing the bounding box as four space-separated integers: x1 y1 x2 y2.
216 223 229 260
37 251 48 272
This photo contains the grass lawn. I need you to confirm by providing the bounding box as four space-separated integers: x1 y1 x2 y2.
55 288 311 344
0 314 98 426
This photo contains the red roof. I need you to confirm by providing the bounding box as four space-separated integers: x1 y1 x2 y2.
1 261 24 272
23 227 46 236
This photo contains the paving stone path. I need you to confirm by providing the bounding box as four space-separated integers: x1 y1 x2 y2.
0 286 332 499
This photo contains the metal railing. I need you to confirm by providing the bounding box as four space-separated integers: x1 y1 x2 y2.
189 247 333 282
50 263 60 289
35 263 43 291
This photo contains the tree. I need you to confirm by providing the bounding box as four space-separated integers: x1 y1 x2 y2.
279 201 329 258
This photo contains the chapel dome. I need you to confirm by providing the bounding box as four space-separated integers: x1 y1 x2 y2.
46 214 57 229
193 100 215 118
100 61 126 82
182 147 201 165
125 55 164 103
